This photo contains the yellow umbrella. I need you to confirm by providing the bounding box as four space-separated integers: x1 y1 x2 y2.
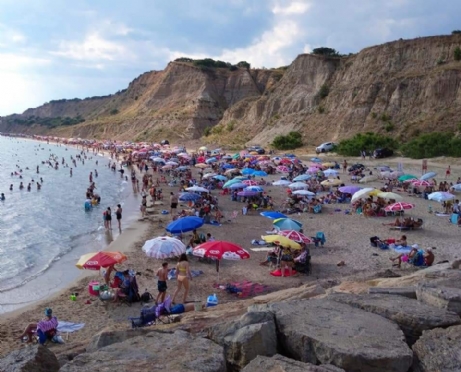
261 235 301 249
377 192 402 200
195 163 208 168
369 189 381 196
322 162 335 168
249 151 258 155
321 179 342 186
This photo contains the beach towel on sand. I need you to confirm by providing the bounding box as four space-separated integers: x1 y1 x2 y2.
57 321 85 333
393 245 412 254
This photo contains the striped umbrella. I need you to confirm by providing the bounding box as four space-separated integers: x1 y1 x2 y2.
411 180 432 187
242 180 258 186
76 251 127 270
279 230 312 244
276 166 290 173
142 237 186 259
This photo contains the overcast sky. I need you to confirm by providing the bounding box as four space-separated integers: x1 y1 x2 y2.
0 0 460 116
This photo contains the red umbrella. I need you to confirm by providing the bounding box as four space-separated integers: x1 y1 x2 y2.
411 180 432 187
276 166 289 173
279 230 312 244
193 241 250 280
384 202 415 212
242 180 258 186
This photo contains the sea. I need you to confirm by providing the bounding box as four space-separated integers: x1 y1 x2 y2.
0 136 140 313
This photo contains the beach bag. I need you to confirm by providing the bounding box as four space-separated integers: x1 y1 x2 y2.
140 291 153 303
140 305 157 324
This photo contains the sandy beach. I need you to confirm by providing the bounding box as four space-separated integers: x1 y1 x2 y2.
0 150 460 359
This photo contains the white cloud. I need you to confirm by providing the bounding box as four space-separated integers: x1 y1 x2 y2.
0 23 27 46
272 1 311 15
0 53 50 71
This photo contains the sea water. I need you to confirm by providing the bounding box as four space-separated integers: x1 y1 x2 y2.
0 137 140 313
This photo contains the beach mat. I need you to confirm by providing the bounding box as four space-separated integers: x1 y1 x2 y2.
224 281 271 298
270 268 297 277
57 321 85 333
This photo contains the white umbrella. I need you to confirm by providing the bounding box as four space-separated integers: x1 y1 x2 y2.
142 237 186 259
428 192 455 202
451 184 461 192
202 173 217 179
151 157 165 162
293 190 316 196
351 188 375 202
165 161 178 166
186 186 210 193
323 169 339 177
272 180 291 186
359 175 378 183
288 182 308 189
377 192 403 200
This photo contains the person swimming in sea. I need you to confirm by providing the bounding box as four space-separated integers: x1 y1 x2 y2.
37 183 41 191
19 182 24 190
27 183 31 192
9 184 13 191
1 193 5 201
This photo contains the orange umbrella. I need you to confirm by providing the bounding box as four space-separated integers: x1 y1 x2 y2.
76 251 127 270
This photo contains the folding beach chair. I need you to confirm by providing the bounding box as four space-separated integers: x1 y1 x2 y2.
450 213 459 225
312 232 326 247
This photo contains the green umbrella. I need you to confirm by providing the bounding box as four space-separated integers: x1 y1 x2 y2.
232 153 240 160
223 178 242 188
398 174 417 182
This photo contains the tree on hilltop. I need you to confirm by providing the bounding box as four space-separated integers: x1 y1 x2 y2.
312 47 340 57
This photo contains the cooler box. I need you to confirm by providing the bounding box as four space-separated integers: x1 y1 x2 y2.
206 294 218 307
88 281 100 296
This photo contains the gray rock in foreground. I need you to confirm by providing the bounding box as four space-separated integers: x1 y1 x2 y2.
251 299 413 372
60 330 225 372
412 325 461 372
416 284 461 315
85 328 155 353
241 354 345 372
329 293 461 345
0 344 60 372
208 311 277 370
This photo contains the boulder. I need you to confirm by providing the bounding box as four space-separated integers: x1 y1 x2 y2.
253 283 325 304
86 327 155 352
416 284 461 315
0 345 60 372
251 299 412 372
329 293 461 345
241 354 345 372
60 330 225 372
412 325 461 371
208 311 277 370
368 286 416 299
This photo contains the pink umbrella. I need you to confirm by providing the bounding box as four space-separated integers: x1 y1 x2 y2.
279 230 312 244
276 166 289 173
384 202 415 212
307 167 321 173
411 180 432 187
242 180 258 186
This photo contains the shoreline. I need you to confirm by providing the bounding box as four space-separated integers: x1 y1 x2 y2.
0 139 143 316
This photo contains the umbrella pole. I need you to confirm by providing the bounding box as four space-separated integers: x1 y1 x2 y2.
216 259 220 282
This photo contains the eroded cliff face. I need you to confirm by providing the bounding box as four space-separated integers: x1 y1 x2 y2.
1 35 461 145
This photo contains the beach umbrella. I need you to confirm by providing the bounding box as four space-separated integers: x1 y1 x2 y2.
224 168 239 175
229 182 247 189
292 190 316 196
451 184 461 192
199 146 207 151
151 157 165 162
428 192 455 203
273 218 302 231
252 170 268 177
321 179 342 186
323 169 339 177
322 162 335 168
237 190 259 197
272 180 291 186
351 188 376 202
177 166 190 171
234 176 249 180
420 171 437 180
179 192 202 202
223 179 241 188
185 186 209 193
261 235 301 249
222 163 234 169
246 185 264 192
276 166 290 173
205 157 217 164
376 192 403 200
338 186 362 194
195 163 208 169
142 237 186 259
161 165 173 170
260 211 287 219
242 179 258 186
279 230 313 244
289 182 308 189
411 180 432 187
165 161 178 166
76 251 127 270
166 216 204 234
241 168 255 175
193 241 250 280
398 174 417 182
359 175 378 183
307 167 321 173
384 202 415 212
293 174 311 182
213 175 227 181
202 173 217 179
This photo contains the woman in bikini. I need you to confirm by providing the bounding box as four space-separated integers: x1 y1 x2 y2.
172 253 192 304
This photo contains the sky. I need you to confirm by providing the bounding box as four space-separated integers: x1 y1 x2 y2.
0 0 460 116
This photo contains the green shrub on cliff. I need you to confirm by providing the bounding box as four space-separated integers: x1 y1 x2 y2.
336 133 398 156
272 131 303 150
401 132 461 158
454 47 461 61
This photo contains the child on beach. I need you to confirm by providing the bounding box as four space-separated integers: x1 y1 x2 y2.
156 262 169 304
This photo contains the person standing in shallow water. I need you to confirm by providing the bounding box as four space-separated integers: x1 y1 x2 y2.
116 204 122 233
106 207 112 230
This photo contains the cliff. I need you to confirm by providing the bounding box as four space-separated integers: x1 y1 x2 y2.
1 34 461 145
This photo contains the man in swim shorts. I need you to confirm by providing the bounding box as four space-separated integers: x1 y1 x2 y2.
170 192 178 215
156 262 169 304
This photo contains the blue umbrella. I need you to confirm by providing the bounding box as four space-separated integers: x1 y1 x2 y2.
229 182 247 189
179 192 202 202
452 184 461 192
253 170 268 177
166 217 204 234
213 175 227 181
241 168 255 175
260 211 287 219
273 218 303 231
177 166 190 171
293 174 311 181
428 192 455 203
420 171 437 181
206 157 217 163
246 186 264 192
222 164 234 169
